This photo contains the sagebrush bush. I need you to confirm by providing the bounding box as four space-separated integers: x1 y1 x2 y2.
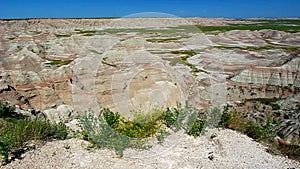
207 107 222 128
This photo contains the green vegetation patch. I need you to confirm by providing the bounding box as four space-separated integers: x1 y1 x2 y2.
164 50 208 75
46 59 72 66
246 97 280 105
55 33 72 38
170 50 197 57
103 108 162 138
197 19 300 33
146 37 179 43
0 102 67 165
75 29 97 34
218 110 276 141
0 102 16 118
78 104 207 157
78 109 152 157
74 25 199 37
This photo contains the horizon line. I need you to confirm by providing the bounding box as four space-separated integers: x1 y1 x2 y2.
0 16 299 21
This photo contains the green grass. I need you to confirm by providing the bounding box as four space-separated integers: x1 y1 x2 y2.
214 45 275 51
196 19 300 33
55 34 72 38
47 60 72 66
163 51 208 75
75 29 97 34
170 50 197 57
74 19 299 39
74 25 199 37
246 98 280 105
0 102 68 165
146 37 179 43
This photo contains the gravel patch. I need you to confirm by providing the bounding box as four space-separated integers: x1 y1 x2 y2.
3 128 299 169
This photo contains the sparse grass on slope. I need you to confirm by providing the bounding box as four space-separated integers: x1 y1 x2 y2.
218 103 300 161
0 102 68 165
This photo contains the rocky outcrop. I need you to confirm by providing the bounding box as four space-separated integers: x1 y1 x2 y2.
231 57 300 87
43 104 79 123
0 69 71 110
210 30 267 47
259 30 300 46
276 93 300 145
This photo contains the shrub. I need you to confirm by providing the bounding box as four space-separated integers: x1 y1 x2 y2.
187 118 206 137
79 109 150 157
162 108 177 127
103 108 121 128
245 120 266 140
218 112 233 128
157 130 169 144
103 108 162 138
164 104 207 137
164 103 195 132
0 102 15 118
277 142 300 160
219 111 276 141
79 105 208 156
207 107 222 127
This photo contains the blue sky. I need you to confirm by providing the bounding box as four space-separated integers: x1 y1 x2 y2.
0 0 299 19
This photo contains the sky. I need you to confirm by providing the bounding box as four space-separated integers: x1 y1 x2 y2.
0 0 299 19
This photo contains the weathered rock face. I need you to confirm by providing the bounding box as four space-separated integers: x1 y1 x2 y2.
0 67 72 110
209 29 300 47
95 49 185 117
43 104 79 123
210 30 268 47
231 57 300 87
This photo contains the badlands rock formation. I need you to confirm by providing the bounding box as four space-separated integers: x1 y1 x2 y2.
0 17 299 167
0 18 299 115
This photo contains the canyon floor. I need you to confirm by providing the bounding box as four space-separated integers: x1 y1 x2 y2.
0 17 299 168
